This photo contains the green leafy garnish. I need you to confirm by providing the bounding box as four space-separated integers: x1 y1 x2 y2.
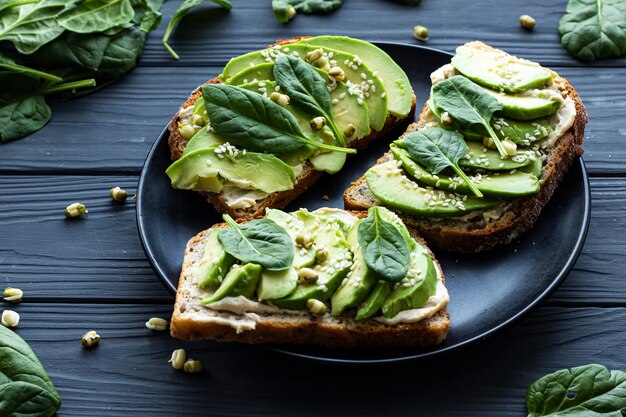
403 128 483 198
218 214 295 270
559 0 626 61
0 50 62 82
56 0 135 34
201 84 355 154
162 0 232 60
273 54 346 147
526 364 626 416
272 0 343 23
0 325 61 417
357 207 410 283
432 75 507 158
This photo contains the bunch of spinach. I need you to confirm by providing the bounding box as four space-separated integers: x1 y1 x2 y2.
559 0 626 61
432 75 507 158
218 214 295 270
0 325 61 417
201 83 355 154
0 0 166 142
526 364 626 416
357 207 410 283
273 54 346 147
403 128 483 197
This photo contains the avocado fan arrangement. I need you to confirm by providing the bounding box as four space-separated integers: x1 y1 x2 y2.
163 36 587 348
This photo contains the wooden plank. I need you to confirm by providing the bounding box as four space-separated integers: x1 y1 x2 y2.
0 66 623 175
7 304 626 416
142 0 626 68
0 175 624 305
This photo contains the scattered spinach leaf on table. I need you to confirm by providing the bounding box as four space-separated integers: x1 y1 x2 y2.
558 0 626 61
0 325 61 417
432 75 507 158
403 127 483 197
357 207 411 283
56 0 135 34
273 54 346 146
526 364 626 417
202 84 355 154
162 0 232 60
272 0 343 23
218 214 295 270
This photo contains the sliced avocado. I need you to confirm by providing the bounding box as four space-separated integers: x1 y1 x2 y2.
311 207 358 232
310 145 346 174
365 160 501 217
202 263 262 304
190 228 236 288
303 35 413 118
494 117 552 146
485 88 560 120
271 215 352 310
330 220 379 316
257 267 298 301
520 156 543 177
183 126 225 156
265 209 315 269
166 148 296 194
355 280 392 320
222 44 387 131
391 145 540 198
381 244 437 318
451 45 553 93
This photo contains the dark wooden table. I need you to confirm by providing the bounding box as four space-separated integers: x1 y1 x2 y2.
2 0 625 415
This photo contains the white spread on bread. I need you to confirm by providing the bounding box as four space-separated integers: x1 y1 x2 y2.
221 185 269 209
375 277 449 325
544 97 576 149
178 105 194 125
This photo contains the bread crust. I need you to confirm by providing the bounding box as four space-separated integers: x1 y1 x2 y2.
167 37 417 220
344 41 587 253
170 213 450 349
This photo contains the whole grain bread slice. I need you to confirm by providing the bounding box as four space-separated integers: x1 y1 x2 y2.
170 213 450 349
167 37 417 220
344 41 587 253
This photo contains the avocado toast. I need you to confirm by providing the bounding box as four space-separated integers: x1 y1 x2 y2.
345 41 587 253
166 36 416 220
170 207 450 348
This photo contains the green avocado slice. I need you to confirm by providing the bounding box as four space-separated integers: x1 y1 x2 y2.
190 228 236 289
265 209 316 269
257 267 298 301
221 43 387 131
166 147 296 194
355 281 392 320
183 127 225 156
365 160 501 217
391 145 540 198
451 45 553 93
485 88 560 120
202 263 262 304
302 35 413 118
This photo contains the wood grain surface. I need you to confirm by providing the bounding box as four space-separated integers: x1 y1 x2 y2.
0 0 624 415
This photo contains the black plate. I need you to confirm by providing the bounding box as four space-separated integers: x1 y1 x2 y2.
137 42 591 364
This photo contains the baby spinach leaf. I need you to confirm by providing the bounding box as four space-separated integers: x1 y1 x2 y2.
0 325 61 417
272 0 343 22
0 74 51 143
432 75 507 158
403 127 483 197
202 84 354 154
30 31 111 71
0 0 68 54
0 50 63 82
218 214 295 270
162 0 232 60
559 0 626 61
357 207 410 283
526 364 626 417
57 0 135 34
273 54 346 146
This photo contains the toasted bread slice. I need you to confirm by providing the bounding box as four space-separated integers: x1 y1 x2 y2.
344 41 587 253
167 37 417 220
170 214 450 349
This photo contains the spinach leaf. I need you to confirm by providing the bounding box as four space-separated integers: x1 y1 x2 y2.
403 128 483 197
0 325 61 417
30 31 111 71
218 214 294 270
272 0 343 22
357 207 410 283
0 74 52 143
432 75 507 158
526 364 626 417
162 0 232 60
202 84 354 154
57 0 135 34
273 54 345 146
559 0 626 61
0 0 68 54
0 50 63 82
